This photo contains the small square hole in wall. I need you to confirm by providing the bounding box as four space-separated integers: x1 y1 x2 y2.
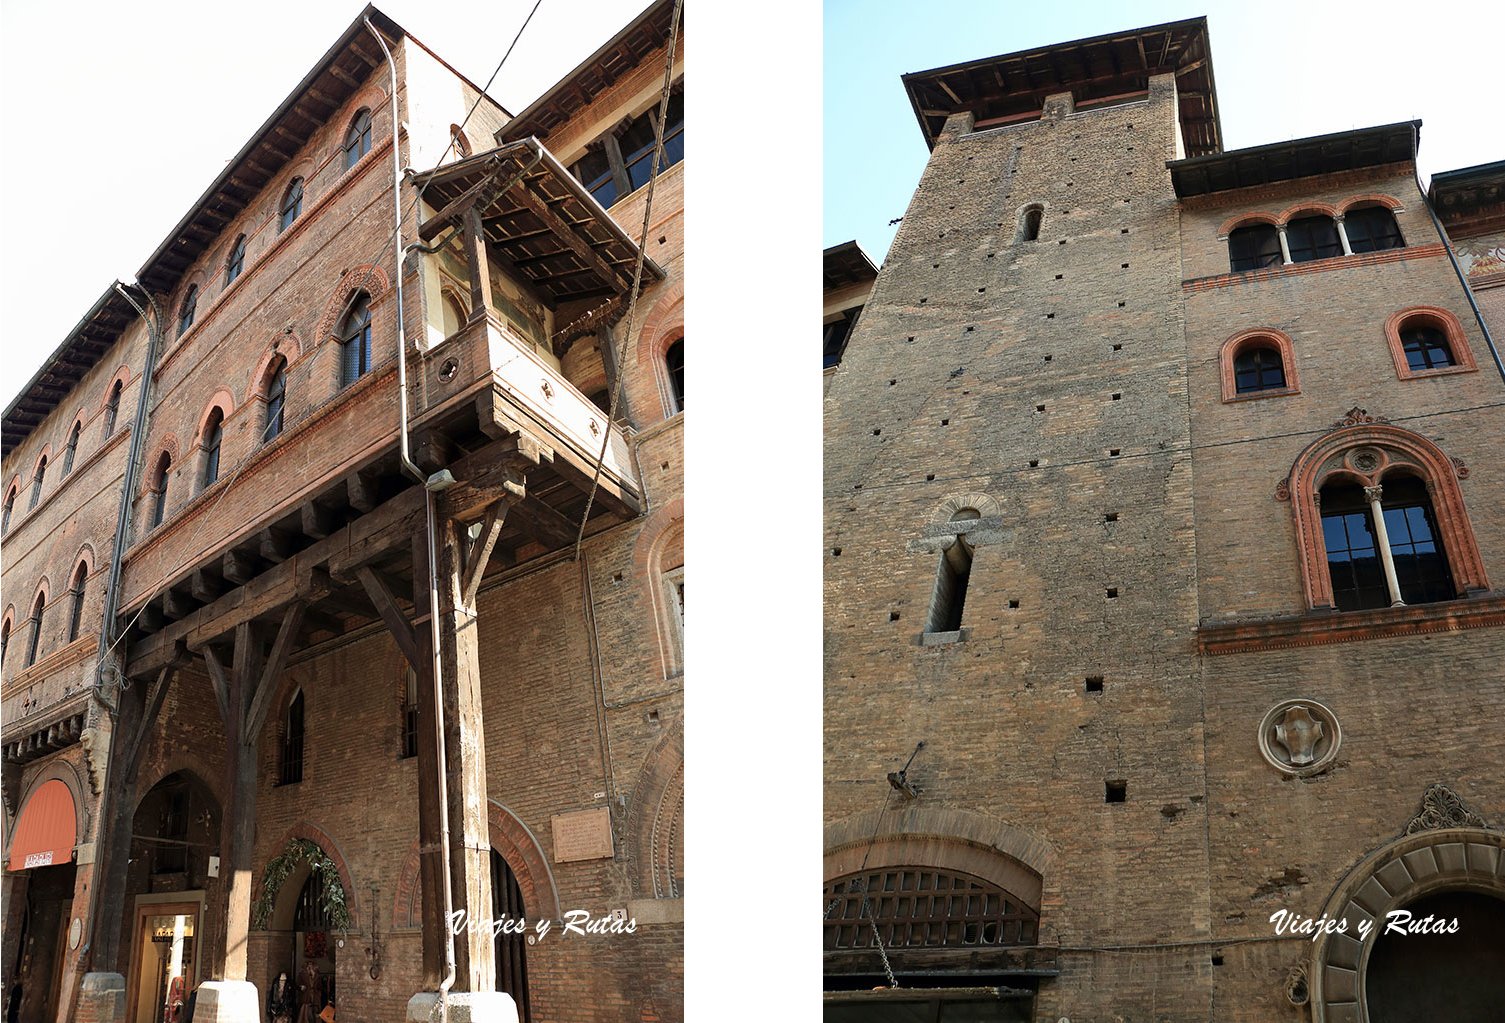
1085 676 1104 693
933 263 940 269
987 252 996 259
1109 448 1121 457
661 461 669 470
1028 459 1039 468
907 336 915 342
1008 599 1020 609
978 287 987 294
1105 512 1119 523
1118 301 1126 308
966 325 975 332
648 709 661 726
889 379 897 386
1105 780 1128 803
873 429 882 436
889 611 901 622
1106 587 1119 598
832 548 842 557
1058 239 1067 245
941 419 950 426
1212 954 1225 967
613 572 624 583
1121 263 1129 269
1112 343 1123 351
926 473 935 481
1035 404 1045 413
920 298 928 304
1112 393 1122 401
1045 312 1055 319
1043 354 1053 362
658 235 667 244
1121 228 1129 234
1055 274 1063 280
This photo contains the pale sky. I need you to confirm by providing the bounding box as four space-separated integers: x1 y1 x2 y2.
0 0 651 407
826 0 1505 263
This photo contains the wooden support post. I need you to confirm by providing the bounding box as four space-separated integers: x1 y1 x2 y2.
219 620 263 983
410 534 446 989
464 206 494 323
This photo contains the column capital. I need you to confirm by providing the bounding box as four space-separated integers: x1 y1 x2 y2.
1364 485 1384 504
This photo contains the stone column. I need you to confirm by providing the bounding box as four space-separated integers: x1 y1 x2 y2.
1277 226 1293 264
1335 215 1353 256
1365 485 1406 607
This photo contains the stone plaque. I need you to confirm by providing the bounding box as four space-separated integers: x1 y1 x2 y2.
551 807 614 863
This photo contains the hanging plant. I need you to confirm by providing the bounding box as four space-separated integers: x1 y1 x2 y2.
251 838 352 931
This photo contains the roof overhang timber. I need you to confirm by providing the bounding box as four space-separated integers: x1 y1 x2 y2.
1168 120 1420 198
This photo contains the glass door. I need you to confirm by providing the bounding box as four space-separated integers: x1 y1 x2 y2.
127 903 198 1023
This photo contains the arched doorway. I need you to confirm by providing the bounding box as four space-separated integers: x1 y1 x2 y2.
1365 889 1505 1022
491 849 531 1023
123 771 220 1023
288 872 336 1016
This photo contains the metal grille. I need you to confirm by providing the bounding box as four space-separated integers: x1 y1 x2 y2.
824 867 1038 951
292 872 332 931
491 850 531 1023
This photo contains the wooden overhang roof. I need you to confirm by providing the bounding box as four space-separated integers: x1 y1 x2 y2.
2 285 138 459
902 17 1221 156
1429 159 1505 226
1168 120 1421 199
823 241 878 292
496 0 676 145
416 141 665 306
133 6 410 297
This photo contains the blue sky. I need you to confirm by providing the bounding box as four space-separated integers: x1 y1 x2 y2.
824 0 1505 265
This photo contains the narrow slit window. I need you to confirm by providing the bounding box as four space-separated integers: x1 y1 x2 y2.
264 358 287 441
280 690 305 784
926 511 979 633
665 337 685 412
103 380 123 438
202 410 223 488
279 177 304 233
28 456 46 510
225 235 247 285
344 108 373 169
150 453 171 529
339 293 373 387
62 421 80 476
1020 206 1043 242
67 562 87 643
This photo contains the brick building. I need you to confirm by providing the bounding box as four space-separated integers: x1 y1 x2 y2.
823 18 1504 1023
2 3 684 1022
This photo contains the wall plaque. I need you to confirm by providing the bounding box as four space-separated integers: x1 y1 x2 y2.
551 808 614 863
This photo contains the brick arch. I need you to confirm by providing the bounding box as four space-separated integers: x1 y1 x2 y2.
1277 201 1340 225
314 263 391 348
391 839 423 929
143 435 181 495
1217 210 1280 238
1013 201 1047 243
1338 192 1404 215
631 498 684 679
192 389 237 447
263 821 361 930
634 282 685 421
824 804 1052 914
930 493 1001 524
174 273 208 330
1308 825 1504 1023
1218 327 1301 402
63 408 88 447
68 542 97 582
626 717 684 899
4 474 21 504
28 577 51 613
28 444 54 484
1383 305 1477 379
2 604 16 635
132 754 227 814
97 365 134 415
1285 420 1488 609
489 799 561 922
6 757 91 856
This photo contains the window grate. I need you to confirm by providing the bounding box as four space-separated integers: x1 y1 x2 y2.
823 867 1038 951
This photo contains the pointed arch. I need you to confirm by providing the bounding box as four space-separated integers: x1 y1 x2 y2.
632 497 685 679
193 390 237 446
262 821 361 930
626 717 684 899
1285 420 1488 610
97 365 134 416
488 799 561 923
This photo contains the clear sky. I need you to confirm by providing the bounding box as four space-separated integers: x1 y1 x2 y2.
0 0 647 407
825 0 1505 266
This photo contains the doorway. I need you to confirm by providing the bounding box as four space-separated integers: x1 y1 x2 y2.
290 873 336 1016
125 900 200 1023
1366 889 1505 1022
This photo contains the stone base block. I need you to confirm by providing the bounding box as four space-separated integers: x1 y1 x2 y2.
76 973 126 1023
407 991 520 1022
190 980 261 1023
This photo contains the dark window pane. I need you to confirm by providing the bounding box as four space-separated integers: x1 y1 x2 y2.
1321 484 1387 611
1344 206 1404 253
1380 476 1454 605
266 363 286 441
1400 325 1454 370
178 287 197 337
226 235 246 285
665 338 684 410
571 148 618 208
1228 224 1282 272
345 109 372 169
1233 346 1286 393
280 178 303 232
340 295 373 387
204 420 222 486
1285 216 1342 263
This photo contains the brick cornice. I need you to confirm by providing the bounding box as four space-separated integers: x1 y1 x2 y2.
1197 593 1505 655
1183 243 1446 292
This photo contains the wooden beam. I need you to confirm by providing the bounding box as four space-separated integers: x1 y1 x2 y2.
190 569 223 604
247 603 305 741
463 206 495 324
162 587 195 622
346 470 379 513
508 496 577 550
123 666 175 772
418 173 496 242
461 500 509 608
300 501 337 540
356 567 423 671
201 645 231 727
223 548 257 585
259 527 296 564
501 180 630 293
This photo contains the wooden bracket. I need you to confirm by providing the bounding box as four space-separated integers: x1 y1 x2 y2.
357 566 423 671
247 603 305 742
459 500 510 608
201 646 232 728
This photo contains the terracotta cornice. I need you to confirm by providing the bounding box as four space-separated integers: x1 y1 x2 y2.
1197 594 1505 655
1183 243 1446 293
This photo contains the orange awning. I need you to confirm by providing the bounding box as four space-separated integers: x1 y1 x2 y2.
7 779 76 870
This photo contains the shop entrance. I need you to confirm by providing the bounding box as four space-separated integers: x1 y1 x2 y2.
289 873 336 1016
125 901 199 1023
8 862 76 1023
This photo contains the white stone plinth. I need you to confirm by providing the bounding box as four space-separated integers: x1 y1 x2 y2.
190 981 261 1023
407 991 520 1022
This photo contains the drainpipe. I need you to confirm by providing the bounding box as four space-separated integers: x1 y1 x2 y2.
1412 122 1505 385
365 19 457 1020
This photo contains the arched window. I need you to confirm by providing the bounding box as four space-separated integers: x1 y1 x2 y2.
177 285 198 337
1228 222 1282 272
1233 346 1286 393
1284 214 1342 263
150 452 171 529
0 615 10 672
28 456 46 510
202 409 224 488
279 177 304 233
1343 205 1404 253
1019 205 1043 242
67 561 87 643
343 109 373 169
1 485 14 535
1385 307 1476 379
823 865 1039 950
62 420 81 476
400 667 419 759
664 337 684 413
1219 329 1299 402
264 357 287 441
339 293 373 387
1285 421 1488 612
279 690 305 785
25 590 46 668
449 124 473 159
103 379 123 438
491 849 532 1022
440 292 468 337
226 234 247 285
926 510 979 634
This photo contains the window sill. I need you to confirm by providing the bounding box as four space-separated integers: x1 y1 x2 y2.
919 629 968 647
1183 242 1446 293
1395 363 1478 381
1196 592 1505 655
1222 386 1300 404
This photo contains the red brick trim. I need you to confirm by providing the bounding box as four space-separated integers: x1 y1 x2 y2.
488 799 561 922
265 821 361 929
1197 594 1505 654
1218 328 1301 403
27 444 53 487
634 282 684 420
1337 192 1404 215
1217 210 1279 238
313 264 392 353
1383 305 1478 379
631 498 685 679
625 718 684 899
192 391 237 449
69 543 97 582
1285 422 1489 610
97 366 133 416
1183 242 1446 292
1276 201 1340 225
391 840 422 929
142 436 180 497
